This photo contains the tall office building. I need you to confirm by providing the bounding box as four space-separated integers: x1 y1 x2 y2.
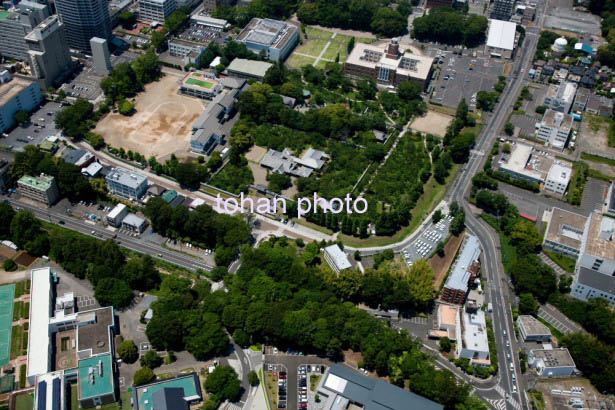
25 15 73 88
491 0 515 21
138 0 177 23
0 2 50 60
55 0 112 52
90 37 112 75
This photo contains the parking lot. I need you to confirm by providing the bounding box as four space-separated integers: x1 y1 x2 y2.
177 23 226 45
401 214 453 268
264 354 332 410
1 102 61 152
429 52 505 109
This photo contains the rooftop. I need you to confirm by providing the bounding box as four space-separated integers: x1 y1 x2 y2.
107 203 127 219
577 265 615 295
318 365 443 410
324 244 352 271
544 207 587 250
261 148 313 178
546 162 572 185
499 143 548 182
181 71 220 91
531 348 575 368
541 109 573 129
62 148 87 165
439 304 459 327
227 58 273 78
27 267 53 379
517 315 552 337
236 18 298 50
123 213 146 227
18 174 54 191
0 75 35 107
444 234 481 292
77 306 114 356
105 167 147 190
546 82 577 103
584 212 615 260
346 42 434 81
461 310 489 355
133 373 202 410
486 19 517 51
78 353 114 399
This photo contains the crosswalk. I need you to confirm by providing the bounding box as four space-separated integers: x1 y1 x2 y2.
494 384 506 397
224 403 242 410
507 396 521 410
403 316 428 325
486 398 506 410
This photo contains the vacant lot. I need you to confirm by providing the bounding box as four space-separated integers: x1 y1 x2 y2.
411 110 454 137
94 73 206 160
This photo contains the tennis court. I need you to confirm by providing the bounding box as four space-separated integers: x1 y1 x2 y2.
0 284 15 366
185 78 214 88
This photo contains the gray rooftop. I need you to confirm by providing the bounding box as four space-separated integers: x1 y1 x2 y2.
61 148 86 165
324 244 351 270
444 234 481 292
227 58 273 78
320 365 443 410
518 315 551 337
260 148 313 178
123 213 146 227
105 167 147 189
577 266 615 295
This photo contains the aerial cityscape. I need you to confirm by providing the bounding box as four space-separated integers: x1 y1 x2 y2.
0 0 614 408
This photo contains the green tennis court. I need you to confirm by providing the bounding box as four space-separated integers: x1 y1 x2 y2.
186 78 214 88
0 284 15 366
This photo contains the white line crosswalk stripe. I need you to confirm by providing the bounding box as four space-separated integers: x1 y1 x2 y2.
507 396 521 410
494 384 506 397
224 403 242 410
486 398 506 410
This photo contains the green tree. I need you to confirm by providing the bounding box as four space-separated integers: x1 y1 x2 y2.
204 365 241 402
94 277 133 308
347 36 356 54
436 241 445 257
117 340 139 363
248 370 259 386
504 122 514 136
518 293 539 315
118 11 136 29
140 350 163 368
439 337 452 352
370 7 406 37
185 313 229 360
133 367 156 386
398 81 422 102
119 100 135 116
13 110 29 125
432 210 443 224
10 210 41 248
2 259 17 272
0 203 16 238
55 98 94 138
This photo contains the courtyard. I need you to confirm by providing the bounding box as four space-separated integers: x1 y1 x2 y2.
93 73 207 160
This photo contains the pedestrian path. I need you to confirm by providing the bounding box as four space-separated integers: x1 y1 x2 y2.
539 253 569 277
312 32 337 67
507 396 522 410
494 384 506 397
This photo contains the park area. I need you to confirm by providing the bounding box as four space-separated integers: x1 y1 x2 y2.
287 26 376 69
94 73 207 160
410 110 454 138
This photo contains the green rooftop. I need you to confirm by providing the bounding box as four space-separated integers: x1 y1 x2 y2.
134 374 201 410
18 175 53 191
0 11 10 20
78 354 115 399
39 141 57 152
162 190 177 203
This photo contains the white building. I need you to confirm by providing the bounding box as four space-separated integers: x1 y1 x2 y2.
535 109 573 150
528 348 576 377
323 244 352 273
138 0 177 23
543 82 577 114
571 212 615 306
517 315 552 342
545 162 572 195
106 203 128 227
105 167 148 200
485 19 517 59
498 142 544 184
122 213 147 233
235 18 299 62
0 71 43 133
456 310 490 367
542 207 587 259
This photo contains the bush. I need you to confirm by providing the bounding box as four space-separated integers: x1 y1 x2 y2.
119 100 135 116
205 366 241 402
3 259 17 272
140 350 163 369
117 340 139 364
133 367 156 386
248 370 259 386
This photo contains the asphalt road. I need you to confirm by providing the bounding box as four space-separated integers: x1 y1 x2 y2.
445 8 546 409
3 197 214 272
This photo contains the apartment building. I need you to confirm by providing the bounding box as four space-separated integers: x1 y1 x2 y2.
535 109 573 150
543 82 577 113
0 1 50 60
0 70 43 133
17 173 60 205
571 212 615 306
54 0 112 52
138 0 177 23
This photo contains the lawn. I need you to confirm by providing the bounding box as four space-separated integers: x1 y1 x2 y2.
286 54 316 69
305 26 334 39
14 393 33 410
581 152 615 167
10 325 23 360
310 374 321 392
322 42 347 61
12 301 22 321
543 250 576 273
295 39 329 57
186 78 214 88
264 371 279 409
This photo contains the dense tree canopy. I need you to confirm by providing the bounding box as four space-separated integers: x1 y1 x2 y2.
412 8 487 47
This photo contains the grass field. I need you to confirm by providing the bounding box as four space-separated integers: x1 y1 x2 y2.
186 77 214 88
287 54 316 69
295 39 329 57
10 325 23 360
305 26 334 39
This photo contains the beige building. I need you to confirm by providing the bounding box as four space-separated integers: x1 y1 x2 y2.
542 207 587 259
344 39 434 89
17 174 59 205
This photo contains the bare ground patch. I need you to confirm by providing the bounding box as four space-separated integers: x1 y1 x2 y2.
245 145 267 162
428 233 464 290
94 73 206 160
247 161 268 187
411 110 454 138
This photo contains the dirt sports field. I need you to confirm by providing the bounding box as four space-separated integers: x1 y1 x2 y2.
410 110 454 137
94 73 206 160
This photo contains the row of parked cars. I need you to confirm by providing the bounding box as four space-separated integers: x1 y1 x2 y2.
278 371 287 409
298 366 308 408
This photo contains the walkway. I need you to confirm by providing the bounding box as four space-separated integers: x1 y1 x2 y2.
539 253 569 277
